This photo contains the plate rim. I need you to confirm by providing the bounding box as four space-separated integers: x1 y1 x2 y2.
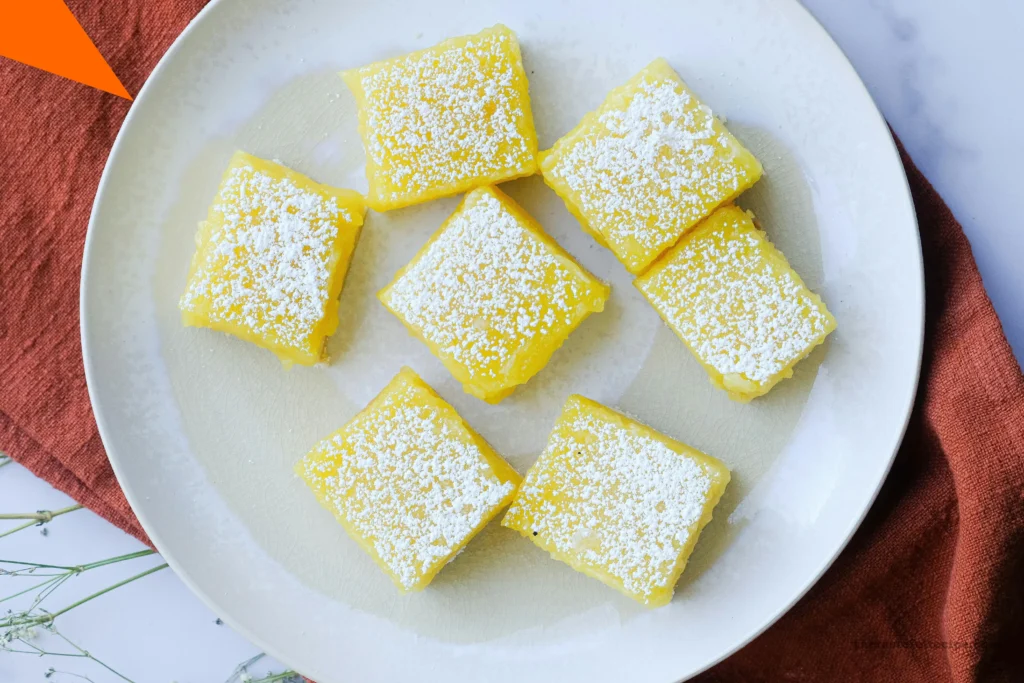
80 0 925 679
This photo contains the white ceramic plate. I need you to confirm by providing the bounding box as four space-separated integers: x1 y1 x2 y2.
81 1 923 681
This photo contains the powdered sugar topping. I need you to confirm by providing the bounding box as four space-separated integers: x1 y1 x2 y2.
349 26 534 203
509 399 714 601
299 374 514 589
383 189 596 380
639 210 833 383
543 63 758 268
180 163 353 351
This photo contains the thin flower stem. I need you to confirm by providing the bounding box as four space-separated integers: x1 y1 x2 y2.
0 539 157 683
31 572 75 611
0 559 80 570
79 549 157 569
1 550 157 613
0 458 11 470
0 504 84 539
2 634 130 683
1 549 156 573
46 672 95 683
1 563 168 629
43 563 169 623
0 520 40 539
250 673 301 683
0 504 83 522
0 574 63 604
3 645 87 658
224 653 300 683
226 653 265 682
15 637 49 655
0 647 89 656
54 631 136 683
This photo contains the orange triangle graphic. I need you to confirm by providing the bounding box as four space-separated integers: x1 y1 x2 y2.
0 0 132 100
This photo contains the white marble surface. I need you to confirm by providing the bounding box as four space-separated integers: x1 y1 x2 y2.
805 0 1024 359
2 1 1022 681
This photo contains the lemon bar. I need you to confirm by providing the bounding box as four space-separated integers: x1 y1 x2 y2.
296 367 520 592
379 186 609 403
179 151 366 367
341 25 538 212
635 205 836 401
503 395 729 607
540 58 762 274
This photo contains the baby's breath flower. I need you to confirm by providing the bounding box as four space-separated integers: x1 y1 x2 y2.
1 625 38 650
14 625 38 640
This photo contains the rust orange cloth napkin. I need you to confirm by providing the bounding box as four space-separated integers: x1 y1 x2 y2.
1 2 1022 681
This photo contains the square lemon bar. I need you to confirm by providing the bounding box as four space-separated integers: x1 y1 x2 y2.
503 395 729 607
179 151 366 367
295 367 521 592
635 205 836 401
341 25 538 212
540 58 762 274
379 186 609 403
